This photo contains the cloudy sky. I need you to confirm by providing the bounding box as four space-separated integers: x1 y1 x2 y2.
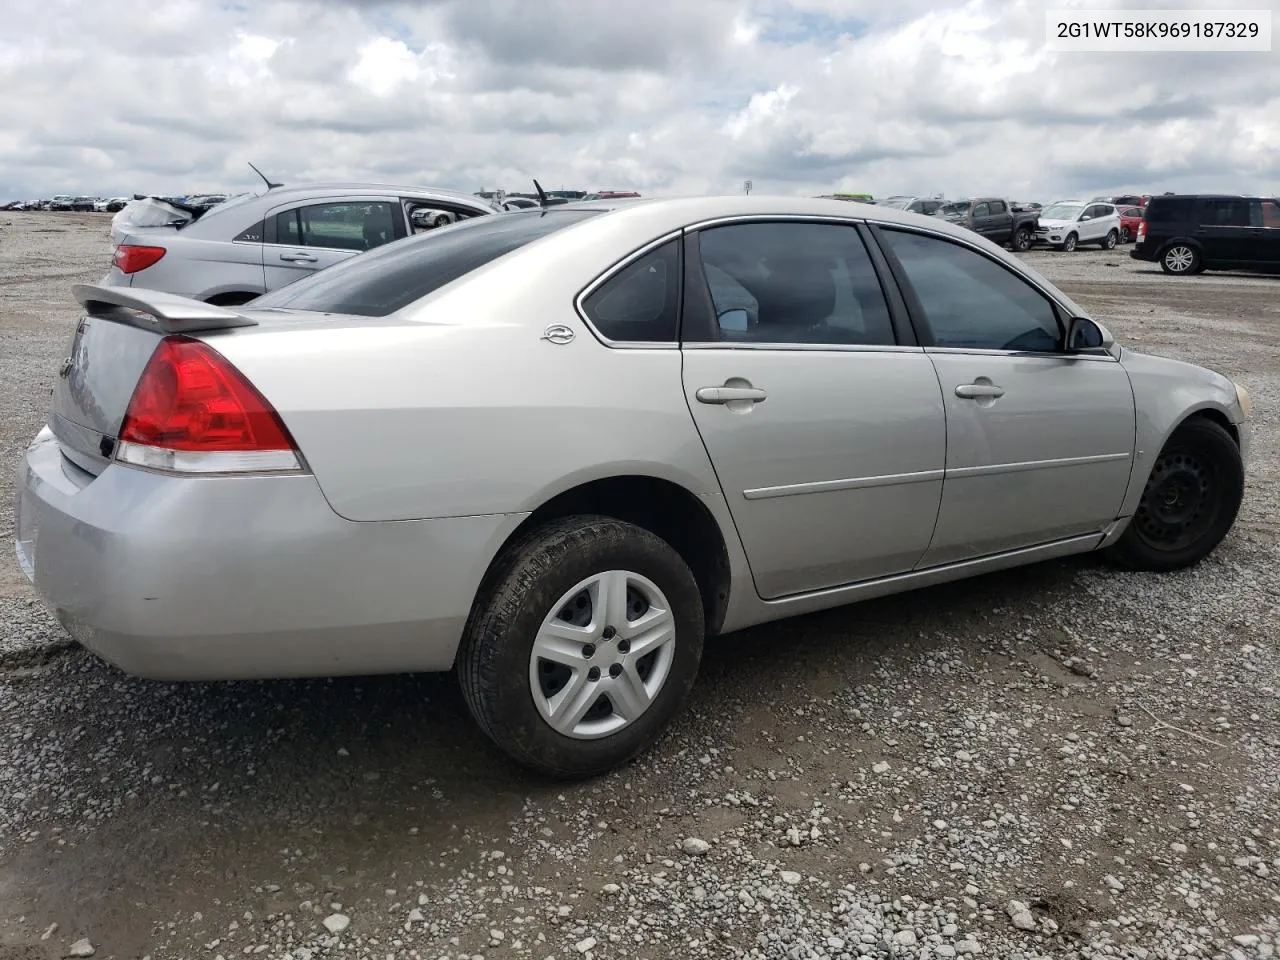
1 0 1276 202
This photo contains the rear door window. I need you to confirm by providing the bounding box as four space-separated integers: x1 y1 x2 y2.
972 202 990 218
301 201 399 251
694 221 896 346
1198 198 1251 227
250 210 602 317
1251 200 1280 228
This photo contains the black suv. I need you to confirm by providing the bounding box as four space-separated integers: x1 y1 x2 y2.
1131 194 1280 275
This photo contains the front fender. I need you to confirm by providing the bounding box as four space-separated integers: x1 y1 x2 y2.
1115 348 1247 519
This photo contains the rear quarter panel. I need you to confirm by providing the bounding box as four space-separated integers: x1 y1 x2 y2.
126 233 266 301
207 216 726 524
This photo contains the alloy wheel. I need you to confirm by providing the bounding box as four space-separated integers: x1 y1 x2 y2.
1164 245 1196 273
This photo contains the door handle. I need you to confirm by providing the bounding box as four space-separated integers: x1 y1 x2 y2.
696 386 767 404
955 383 1005 399
279 252 318 263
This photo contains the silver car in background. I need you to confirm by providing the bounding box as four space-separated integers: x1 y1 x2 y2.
104 182 499 305
15 196 1251 779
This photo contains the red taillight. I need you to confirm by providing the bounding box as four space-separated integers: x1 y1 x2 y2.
1137 221 1147 242
112 243 167 274
117 337 302 473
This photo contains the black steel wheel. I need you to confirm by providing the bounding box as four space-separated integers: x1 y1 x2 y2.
1109 418 1243 571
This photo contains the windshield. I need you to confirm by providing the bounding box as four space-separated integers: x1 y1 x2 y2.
1041 203 1084 220
251 209 604 317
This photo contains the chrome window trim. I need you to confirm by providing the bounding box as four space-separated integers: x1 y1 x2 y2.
573 229 685 348
682 342 923 354
924 346 1119 363
574 213 1107 352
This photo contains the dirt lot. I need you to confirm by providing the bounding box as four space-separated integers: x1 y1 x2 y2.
0 212 1277 960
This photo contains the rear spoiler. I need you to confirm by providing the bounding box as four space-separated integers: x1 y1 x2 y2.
72 284 258 334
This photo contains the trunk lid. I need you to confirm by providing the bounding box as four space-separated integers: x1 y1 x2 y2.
49 285 259 476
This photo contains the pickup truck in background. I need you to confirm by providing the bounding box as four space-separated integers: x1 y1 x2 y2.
936 198 1039 252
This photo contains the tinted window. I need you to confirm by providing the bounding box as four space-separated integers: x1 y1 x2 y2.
1257 200 1280 228
989 200 1006 214
972 202 990 217
277 210 301 244
580 241 679 343
696 222 895 346
1146 198 1194 223
882 229 1061 352
1198 198 1251 227
251 210 601 317
299 201 398 251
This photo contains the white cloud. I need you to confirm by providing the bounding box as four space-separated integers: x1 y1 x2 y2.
206 32 285 87
0 0 1276 202
724 84 801 140
347 36 455 98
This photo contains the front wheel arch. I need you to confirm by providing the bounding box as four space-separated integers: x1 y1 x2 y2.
1108 413 1243 571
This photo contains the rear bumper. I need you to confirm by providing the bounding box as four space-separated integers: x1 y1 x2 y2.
1129 244 1157 262
15 427 524 681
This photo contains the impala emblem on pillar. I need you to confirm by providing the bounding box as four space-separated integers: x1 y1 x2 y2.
540 324 575 345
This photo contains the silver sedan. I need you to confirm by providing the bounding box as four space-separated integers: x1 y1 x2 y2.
15 196 1251 778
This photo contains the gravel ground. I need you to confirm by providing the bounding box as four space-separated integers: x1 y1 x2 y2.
0 213 1277 960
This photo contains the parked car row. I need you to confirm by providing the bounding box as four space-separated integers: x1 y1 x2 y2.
5 195 131 212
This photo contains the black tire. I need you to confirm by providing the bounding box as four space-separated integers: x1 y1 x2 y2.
1011 228 1032 252
1160 243 1200 275
1102 229 1118 250
1062 232 1078 252
457 516 705 779
432 214 451 228
1108 418 1243 572
1120 227 1131 243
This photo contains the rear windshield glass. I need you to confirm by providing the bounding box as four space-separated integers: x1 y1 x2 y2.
251 209 602 317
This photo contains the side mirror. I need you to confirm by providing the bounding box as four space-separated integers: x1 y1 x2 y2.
718 308 749 332
1066 316 1113 352
1079 214 1092 221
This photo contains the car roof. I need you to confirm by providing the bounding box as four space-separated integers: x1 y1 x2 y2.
1148 193 1260 200
247 182 493 205
542 194 1023 246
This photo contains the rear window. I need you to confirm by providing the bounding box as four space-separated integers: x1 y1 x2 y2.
1145 198 1194 223
250 210 602 317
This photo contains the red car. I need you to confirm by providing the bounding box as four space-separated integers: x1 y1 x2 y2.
1117 205 1145 243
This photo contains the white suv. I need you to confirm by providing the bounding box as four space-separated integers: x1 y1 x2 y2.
1034 201 1122 252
